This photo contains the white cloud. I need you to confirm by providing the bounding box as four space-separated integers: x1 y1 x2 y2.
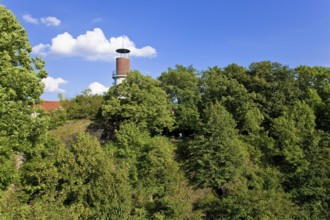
41 16 61 26
22 14 61 26
32 43 50 56
23 14 39 24
88 82 109 95
32 28 157 61
42 76 68 93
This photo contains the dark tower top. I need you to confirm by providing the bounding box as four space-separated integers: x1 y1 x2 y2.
116 48 130 54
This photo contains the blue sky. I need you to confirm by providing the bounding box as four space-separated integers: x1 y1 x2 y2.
2 0 330 100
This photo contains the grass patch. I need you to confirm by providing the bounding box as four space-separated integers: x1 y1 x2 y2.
48 119 92 144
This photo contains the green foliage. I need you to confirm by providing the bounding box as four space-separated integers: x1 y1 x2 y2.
16 133 132 219
270 101 315 173
100 71 174 139
0 144 16 191
181 62 330 218
286 130 330 219
47 107 67 129
196 187 297 220
0 6 48 191
0 6 46 102
46 90 103 130
61 89 104 120
184 102 246 189
159 65 202 136
202 66 262 133
295 66 330 131
106 122 200 219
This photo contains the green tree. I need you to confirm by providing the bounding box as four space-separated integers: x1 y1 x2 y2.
295 66 330 131
61 89 104 120
159 65 202 137
183 101 298 219
15 133 132 219
100 71 174 139
185 102 246 190
246 61 300 121
201 64 269 167
270 101 315 173
106 122 201 219
202 66 262 133
196 179 298 220
0 6 48 191
287 130 330 219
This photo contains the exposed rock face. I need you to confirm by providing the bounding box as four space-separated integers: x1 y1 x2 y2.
14 153 25 169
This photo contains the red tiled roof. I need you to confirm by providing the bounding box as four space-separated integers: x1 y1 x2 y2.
39 101 61 112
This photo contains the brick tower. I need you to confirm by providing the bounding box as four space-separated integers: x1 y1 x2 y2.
113 48 130 86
